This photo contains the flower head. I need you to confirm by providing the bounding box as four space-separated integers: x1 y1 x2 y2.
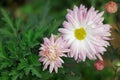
94 60 104 71
59 5 111 61
39 34 69 73
105 1 118 14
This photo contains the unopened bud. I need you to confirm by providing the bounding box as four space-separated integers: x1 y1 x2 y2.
105 1 118 14
94 60 104 71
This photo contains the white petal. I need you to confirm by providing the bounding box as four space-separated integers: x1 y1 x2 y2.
96 53 103 61
55 66 58 73
49 62 54 73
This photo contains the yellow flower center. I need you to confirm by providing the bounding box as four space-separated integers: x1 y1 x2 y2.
74 28 86 40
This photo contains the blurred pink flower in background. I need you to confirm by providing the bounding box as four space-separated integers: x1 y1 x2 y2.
94 60 104 71
59 5 111 61
39 34 70 73
105 1 118 14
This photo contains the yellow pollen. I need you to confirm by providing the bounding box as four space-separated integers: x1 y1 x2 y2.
74 28 86 40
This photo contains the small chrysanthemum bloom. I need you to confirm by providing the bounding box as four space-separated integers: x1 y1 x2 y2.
39 34 69 73
105 1 118 14
59 5 111 61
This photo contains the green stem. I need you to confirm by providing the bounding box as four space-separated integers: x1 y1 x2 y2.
113 67 118 80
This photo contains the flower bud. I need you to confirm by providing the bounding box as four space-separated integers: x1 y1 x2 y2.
105 1 118 14
94 60 104 71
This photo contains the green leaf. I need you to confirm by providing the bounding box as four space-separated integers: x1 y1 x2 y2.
0 72 10 80
0 8 16 36
47 20 61 36
0 28 13 37
33 26 48 41
24 67 31 75
41 71 54 80
40 0 50 25
0 42 7 59
28 54 40 66
9 70 19 80
18 72 24 79
31 67 42 78
0 60 12 69
15 17 22 31
24 29 33 45
1 9 13 29
17 59 28 70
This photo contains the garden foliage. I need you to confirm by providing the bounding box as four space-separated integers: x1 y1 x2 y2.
0 0 120 80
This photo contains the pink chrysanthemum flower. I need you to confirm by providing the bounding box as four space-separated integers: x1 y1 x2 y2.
39 34 69 73
59 5 111 61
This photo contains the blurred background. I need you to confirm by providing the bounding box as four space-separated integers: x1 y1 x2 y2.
0 0 120 80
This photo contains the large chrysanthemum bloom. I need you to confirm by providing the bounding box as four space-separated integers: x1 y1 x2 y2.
59 5 111 61
39 34 70 73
